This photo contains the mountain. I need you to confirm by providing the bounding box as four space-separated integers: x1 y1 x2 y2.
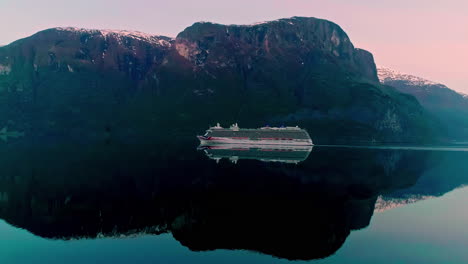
378 67 468 140
0 17 437 144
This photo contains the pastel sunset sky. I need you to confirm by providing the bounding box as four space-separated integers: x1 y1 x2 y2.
1 0 467 93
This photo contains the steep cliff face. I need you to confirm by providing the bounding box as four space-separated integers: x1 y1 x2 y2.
175 17 379 83
0 17 437 144
378 67 468 140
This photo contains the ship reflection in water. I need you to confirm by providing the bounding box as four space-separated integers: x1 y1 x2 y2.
198 144 313 164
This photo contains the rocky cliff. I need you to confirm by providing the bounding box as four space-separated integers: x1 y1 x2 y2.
0 17 437 144
175 18 379 83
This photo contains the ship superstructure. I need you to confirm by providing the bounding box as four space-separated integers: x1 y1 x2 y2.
197 123 313 146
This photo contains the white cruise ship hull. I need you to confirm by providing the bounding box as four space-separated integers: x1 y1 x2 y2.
197 136 313 146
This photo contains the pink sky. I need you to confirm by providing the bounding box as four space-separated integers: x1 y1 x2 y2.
1 0 467 93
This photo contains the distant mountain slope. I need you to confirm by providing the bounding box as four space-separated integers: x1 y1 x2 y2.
0 17 438 144
378 67 468 140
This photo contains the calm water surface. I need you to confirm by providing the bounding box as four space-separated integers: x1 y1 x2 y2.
0 137 467 263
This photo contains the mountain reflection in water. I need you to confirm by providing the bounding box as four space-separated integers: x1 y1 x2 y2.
0 137 467 261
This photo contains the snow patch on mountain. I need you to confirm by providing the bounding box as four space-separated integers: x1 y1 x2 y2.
55 27 173 47
243 17 299 27
198 17 304 28
377 67 442 87
248 19 285 26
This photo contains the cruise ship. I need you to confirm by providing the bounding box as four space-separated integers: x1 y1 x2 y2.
197 123 313 146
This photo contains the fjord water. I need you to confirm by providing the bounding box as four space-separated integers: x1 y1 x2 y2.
1 136 468 263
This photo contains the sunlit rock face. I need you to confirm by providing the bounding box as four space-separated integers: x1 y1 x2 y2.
0 27 173 80
175 17 378 83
